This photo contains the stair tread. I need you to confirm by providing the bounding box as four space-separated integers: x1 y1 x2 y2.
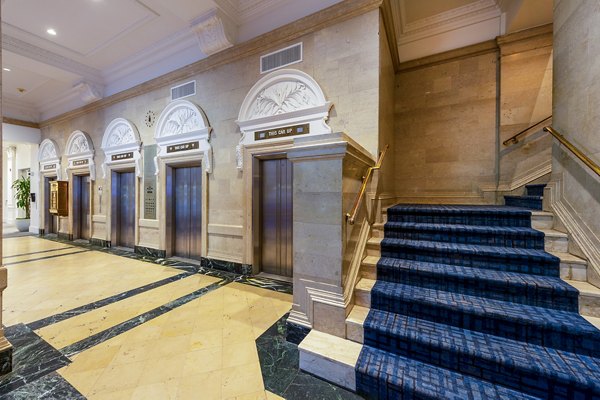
377 257 577 293
566 280 600 298
372 281 600 336
504 195 543 200
357 346 542 400
385 221 543 235
536 228 568 238
362 255 379 266
299 330 362 366
381 238 559 261
550 251 587 264
531 211 553 217
365 309 600 387
388 204 532 215
584 316 600 330
347 305 369 325
356 278 376 292
367 237 382 246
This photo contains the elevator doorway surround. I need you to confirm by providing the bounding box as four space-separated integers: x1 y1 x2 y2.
254 156 293 278
44 177 59 235
111 170 136 249
72 175 91 240
166 164 202 260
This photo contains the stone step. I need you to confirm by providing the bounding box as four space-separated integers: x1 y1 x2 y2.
566 280 600 318
539 228 569 252
298 330 362 391
346 305 368 343
584 315 600 330
531 211 554 230
355 278 375 308
366 237 381 257
551 251 588 281
371 222 384 238
387 205 532 227
360 255 378 280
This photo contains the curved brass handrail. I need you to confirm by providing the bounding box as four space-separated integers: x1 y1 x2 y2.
544 126 600 178
346 144 388 225
503 115 552 146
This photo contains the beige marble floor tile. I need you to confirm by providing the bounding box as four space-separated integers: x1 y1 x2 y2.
3 237 181 326
2 236 72 257
4 246 81 264
37 275 219 349
56 265 292 400
265 390 285 400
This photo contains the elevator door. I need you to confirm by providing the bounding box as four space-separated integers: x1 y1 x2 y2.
74 175 91 240
259 158 293 277
172 166 202 259
45 177 58 234
113 171 136 248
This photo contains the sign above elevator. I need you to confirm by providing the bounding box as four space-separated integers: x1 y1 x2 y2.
111 152 134 161
254 124 309 141
166 141 199 153
73 159 89 166
43 164 57 170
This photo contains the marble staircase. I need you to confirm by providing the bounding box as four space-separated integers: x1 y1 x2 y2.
299 202 600 399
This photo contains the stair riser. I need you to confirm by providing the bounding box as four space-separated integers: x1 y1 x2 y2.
355 289 370 308
532 216 553 230
504 197 543 210
545 236 569 253
387 213 531 227
363 332 592 399
366 246 381 257
560 262 588 282
361 263 376 280
579 295 600 318
526 185 546 197
384 227 544 249
377 264 578 312
371 293 599 356
380 245 560 276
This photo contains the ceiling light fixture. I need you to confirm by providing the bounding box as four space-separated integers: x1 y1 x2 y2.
2 68 11 72
47 28 57 36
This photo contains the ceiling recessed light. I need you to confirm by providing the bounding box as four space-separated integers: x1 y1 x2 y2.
47 28 57 36
2 67 11 72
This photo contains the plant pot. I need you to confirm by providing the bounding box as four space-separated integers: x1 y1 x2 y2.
15 219 30 232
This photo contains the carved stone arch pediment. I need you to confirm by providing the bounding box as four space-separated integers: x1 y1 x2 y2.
235 68 333 170
154 99 213 174
101 118 142 178
65 130 96 180
38 138 62 179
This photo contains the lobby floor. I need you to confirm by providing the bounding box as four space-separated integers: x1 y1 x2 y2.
0 236 362 400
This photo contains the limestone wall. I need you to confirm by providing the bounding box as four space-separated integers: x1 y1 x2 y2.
393 26 554 204
552 0 600 286
39 10 381 266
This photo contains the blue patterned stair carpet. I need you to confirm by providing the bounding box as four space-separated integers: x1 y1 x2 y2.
355 204 600 400
504 183 547 210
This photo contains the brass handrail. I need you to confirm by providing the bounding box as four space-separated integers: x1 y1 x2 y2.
346 144 388 225
503 115 552 146
544 126 600 178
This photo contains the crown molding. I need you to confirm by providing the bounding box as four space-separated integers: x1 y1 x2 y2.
1 96 41 122
2 117 40 129
1 34 103 86
396 0 501 45
40 0 383 128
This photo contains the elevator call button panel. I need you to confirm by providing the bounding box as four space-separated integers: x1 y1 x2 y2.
49 181 69 216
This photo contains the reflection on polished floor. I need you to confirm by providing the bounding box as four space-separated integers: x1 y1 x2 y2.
0 235 354 399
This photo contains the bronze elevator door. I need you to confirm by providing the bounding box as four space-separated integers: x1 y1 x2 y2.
113 171 136 248
259 158 293 277
73 175 91 240
172 166 202 260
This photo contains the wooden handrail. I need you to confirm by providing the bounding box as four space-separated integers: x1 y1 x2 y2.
346 144 388 225
544 126 600 178
503 115 552 146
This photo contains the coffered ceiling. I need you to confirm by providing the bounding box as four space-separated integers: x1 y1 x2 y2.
1 0 552 124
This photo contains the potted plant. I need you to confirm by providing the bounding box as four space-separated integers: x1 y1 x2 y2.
12 176 31 232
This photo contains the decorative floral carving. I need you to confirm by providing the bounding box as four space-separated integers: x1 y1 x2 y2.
107 124 136 147
164 108 202 136
250 81 317 119
40 143 57 160
69 135 90 154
